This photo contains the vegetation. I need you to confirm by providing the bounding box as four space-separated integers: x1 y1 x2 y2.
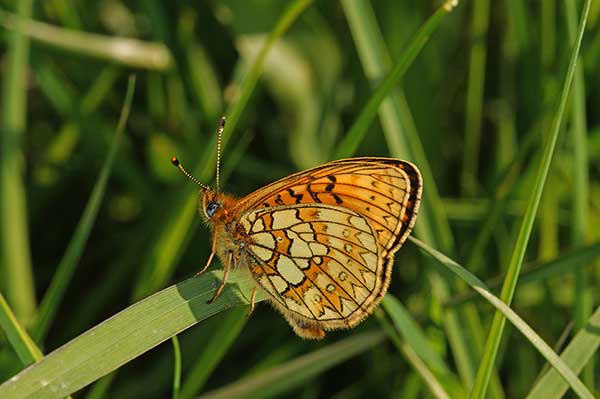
0 1 598 398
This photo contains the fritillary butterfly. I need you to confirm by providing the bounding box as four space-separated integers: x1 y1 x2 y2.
172 117 422 339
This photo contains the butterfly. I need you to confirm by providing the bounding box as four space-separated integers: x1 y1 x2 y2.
172 117 422 339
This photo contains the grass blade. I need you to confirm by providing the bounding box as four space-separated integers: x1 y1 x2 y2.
526 306 600 399
564 0 594 389
0 0 36 325
201 331 385 399
409 237 594 399
178 307 248 399
469 0 592 396
31 75 136 342
446 242 600 307
461 0 490 195
381 296 465 398
375 310 454 399
0 10 172 70
171 336 181 399
334 1 456 159
0 293 42 366
0 271 267 399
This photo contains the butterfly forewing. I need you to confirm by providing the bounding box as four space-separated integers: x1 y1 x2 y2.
234 158 422 257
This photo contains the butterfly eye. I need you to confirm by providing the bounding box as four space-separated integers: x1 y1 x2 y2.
206 201 220 218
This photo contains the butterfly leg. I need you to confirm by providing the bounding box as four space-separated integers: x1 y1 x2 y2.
207 251 232 304
246 286 257 318
196 234 217 276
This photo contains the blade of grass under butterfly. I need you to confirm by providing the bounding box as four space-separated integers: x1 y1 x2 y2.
0 10 172 70
340 1 497 394
526 306 600 399
0 0 36 325
201 331 385 399
409 237 594 399
564 0 594 389
31 75 136 342
446 242 600 307
132 0 314 300
178 307 248 399
0 271 268 399
0 293 42 366
470 0 591 397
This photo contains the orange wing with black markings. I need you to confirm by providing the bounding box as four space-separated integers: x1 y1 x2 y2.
235 158 422 338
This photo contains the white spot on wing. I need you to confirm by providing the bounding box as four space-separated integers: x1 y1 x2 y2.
291 223 313 233
253 232 275 248
349 215 370 232
357 232 377 252
288 231 312 257
252 218 265 233
309 242 328 256
359 251 378 272
272 209 300 230
321 305 340 320
269 275 288 293
277 255 305 284
295 258 310 269
251 245 272 261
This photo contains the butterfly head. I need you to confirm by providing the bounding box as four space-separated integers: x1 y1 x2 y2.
200 186 222 220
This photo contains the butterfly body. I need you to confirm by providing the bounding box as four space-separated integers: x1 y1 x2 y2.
193 157 422 339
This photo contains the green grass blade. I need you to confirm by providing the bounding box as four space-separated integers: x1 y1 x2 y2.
201 331 385 399
0 0 36 325
564 0 594 389
171 336 181 399
526 306 600 399
409 237 594 399
334 1 456 159
381 296 465 398
0 10 172 70
469 0 592 397
178 307 248 399
31 75 136 342
461 0 490 195
382 295 455 378
375 310 454 399
0 293 42 366
220 0 315 154
0 271 267 399
446 242 600 307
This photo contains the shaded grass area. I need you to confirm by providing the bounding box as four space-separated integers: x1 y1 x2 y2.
0 1 599 398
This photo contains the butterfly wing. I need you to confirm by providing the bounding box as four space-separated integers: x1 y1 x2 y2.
239 203 388 338
235 157 422 257
235 158 421 338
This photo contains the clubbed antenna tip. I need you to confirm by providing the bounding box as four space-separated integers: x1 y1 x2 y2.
171 156 209 190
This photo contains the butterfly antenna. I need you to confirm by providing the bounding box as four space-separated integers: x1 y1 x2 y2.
171 156 210 190
215 116 226 192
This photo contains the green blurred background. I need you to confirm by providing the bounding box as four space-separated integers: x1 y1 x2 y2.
1 0 599 398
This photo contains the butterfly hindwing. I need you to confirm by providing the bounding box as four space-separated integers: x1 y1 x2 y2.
239 203 392 333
